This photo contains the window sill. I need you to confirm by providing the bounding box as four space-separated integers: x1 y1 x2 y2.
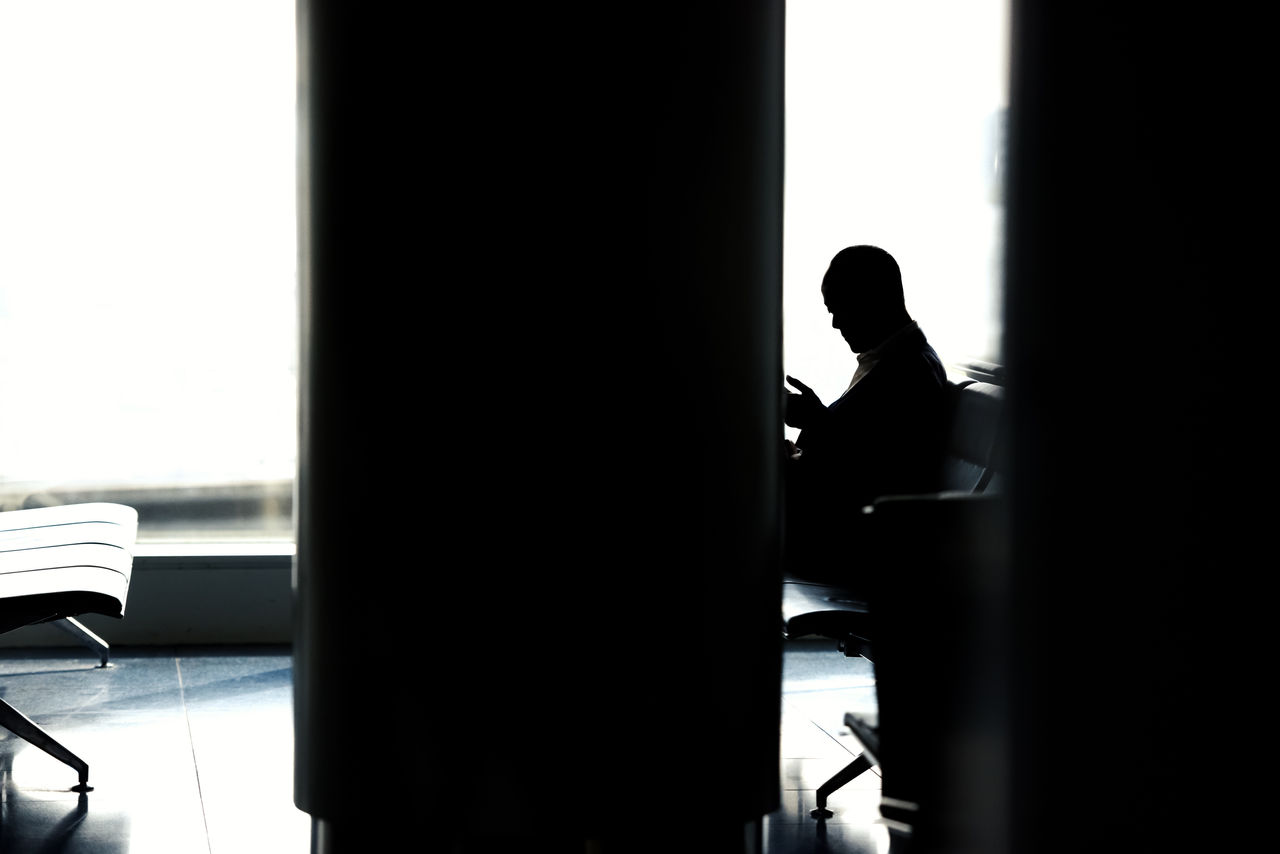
132 542 294 570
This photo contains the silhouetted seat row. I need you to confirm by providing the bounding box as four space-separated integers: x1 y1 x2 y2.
782 379 1004 650
781 375 1006 828
0 502 137 791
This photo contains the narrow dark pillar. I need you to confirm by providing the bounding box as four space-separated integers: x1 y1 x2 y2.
1002 4 1225 852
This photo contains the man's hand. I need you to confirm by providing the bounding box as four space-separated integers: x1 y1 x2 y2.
784 375 825 430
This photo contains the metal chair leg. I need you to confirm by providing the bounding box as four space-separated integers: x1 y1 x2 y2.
0 695 92 791
810 752 873 818
53 617 110 667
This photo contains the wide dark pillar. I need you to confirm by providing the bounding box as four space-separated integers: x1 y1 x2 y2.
294 3 784 851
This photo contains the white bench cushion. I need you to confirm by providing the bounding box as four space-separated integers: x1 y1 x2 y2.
0 503 137 619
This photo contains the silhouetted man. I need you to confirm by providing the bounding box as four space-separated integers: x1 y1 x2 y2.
784 245 949 584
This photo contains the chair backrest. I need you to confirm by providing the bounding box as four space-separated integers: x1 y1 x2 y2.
780 377 1007 644
940 380 1004 495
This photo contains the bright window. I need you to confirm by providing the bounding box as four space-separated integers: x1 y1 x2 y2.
784 0 1009 432
0 1 297 544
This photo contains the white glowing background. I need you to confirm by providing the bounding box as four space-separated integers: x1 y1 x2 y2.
0 1 1009 504
0 1 297 489
784 0 1009 430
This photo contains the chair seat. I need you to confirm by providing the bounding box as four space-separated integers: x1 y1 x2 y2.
0 503 137 628
0 502 139 789
782 578 871 641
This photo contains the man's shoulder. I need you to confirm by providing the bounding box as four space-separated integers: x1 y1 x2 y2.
873 336 947 386
833 362 945 424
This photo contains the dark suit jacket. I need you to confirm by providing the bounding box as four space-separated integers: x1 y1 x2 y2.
785 325 949 582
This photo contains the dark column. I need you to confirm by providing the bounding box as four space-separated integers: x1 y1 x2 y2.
1002 4 1239 852
293 3 784 850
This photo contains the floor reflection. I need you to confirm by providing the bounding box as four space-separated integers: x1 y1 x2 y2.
0 646 305 854
0 641 878 854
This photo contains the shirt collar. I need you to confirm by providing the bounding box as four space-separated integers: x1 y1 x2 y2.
856 320 919 365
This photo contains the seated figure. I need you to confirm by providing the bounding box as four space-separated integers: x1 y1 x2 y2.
783 245 950 586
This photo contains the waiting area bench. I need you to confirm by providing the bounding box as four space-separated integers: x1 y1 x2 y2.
0 502 138 791
781 375 1006 825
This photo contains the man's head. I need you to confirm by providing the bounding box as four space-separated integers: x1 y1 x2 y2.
820 245 911 353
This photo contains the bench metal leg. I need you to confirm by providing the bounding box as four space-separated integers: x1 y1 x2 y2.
810 752 873 818
0 695 92 791
53 617 110 667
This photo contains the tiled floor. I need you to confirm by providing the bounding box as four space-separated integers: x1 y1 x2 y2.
0 645 308 853
0 639 881 854
766 639 890 854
